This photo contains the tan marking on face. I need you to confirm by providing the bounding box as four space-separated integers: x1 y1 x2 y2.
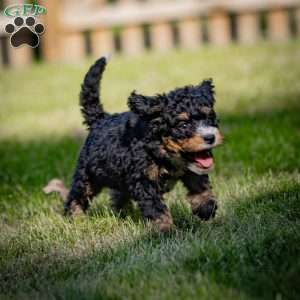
163 137 183 153
200 106 211 114
177 112 189 120
177 134 205 152
163 134 205 153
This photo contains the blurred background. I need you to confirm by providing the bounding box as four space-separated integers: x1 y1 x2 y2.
0 0 300 66
0 0 300 138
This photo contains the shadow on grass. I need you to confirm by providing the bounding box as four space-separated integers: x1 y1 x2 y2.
0 183 299 299
0 107 300 299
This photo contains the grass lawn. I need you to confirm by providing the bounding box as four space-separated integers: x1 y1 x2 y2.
0 41 300 300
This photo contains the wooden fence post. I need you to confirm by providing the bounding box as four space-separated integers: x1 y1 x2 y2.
91 29 115 56
178 18 201 49
237 12 259 44
121 25 144 55
0 39 3 68
150 22 173 51
39 0 61 61
208 10 231 45
9 47 33 67
267 8 290 41
60 32 85 62
296 7 300 36
4 0 33 66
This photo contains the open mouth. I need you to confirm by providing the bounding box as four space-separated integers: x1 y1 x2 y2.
187 149 214 169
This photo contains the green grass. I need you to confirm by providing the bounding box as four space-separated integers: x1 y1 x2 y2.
1 41 300 300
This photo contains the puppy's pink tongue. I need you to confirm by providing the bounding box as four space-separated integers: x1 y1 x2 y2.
195 154 213 169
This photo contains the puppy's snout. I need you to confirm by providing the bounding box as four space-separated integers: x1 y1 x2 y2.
203 134 215 145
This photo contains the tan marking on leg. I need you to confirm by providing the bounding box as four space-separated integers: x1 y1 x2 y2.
146 164 169 181
146 164 160 181
69 201 85 216
153 210 174 232
188 191 212 213
187 191 217 220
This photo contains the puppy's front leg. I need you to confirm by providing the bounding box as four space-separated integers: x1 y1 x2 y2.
182 171 218 220
130 180 174 232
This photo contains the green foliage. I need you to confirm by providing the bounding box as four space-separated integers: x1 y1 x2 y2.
0 41 300 299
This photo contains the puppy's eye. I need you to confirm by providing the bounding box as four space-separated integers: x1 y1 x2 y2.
178 122 188 129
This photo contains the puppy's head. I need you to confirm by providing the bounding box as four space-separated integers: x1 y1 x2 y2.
128 80 223 174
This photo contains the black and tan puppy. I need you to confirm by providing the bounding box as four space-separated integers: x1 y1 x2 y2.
65 56 223 232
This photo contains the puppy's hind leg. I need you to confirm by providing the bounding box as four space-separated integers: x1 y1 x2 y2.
64 167 101 216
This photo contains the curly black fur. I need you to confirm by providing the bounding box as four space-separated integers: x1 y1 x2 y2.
80 57 107 127
65 57 222 230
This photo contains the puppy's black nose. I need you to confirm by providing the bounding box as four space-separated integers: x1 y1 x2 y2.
203 134 215 145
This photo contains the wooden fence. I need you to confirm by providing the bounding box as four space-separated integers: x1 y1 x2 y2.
1 0 300 67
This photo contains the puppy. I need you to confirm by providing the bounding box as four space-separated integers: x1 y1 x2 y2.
65 57 223 232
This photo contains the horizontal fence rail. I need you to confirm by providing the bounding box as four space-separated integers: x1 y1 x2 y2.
0 0 300 67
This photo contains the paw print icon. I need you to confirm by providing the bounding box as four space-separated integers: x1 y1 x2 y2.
5 16 45 48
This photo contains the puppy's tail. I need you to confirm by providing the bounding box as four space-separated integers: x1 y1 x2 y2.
80 56 109 127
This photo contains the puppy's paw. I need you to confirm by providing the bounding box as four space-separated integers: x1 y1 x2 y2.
193 198 218 221
64 201 85 217
43 178 69 201
152 211 175 233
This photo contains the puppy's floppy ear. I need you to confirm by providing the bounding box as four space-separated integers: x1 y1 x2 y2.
198 79 215 106
128 91 162 116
